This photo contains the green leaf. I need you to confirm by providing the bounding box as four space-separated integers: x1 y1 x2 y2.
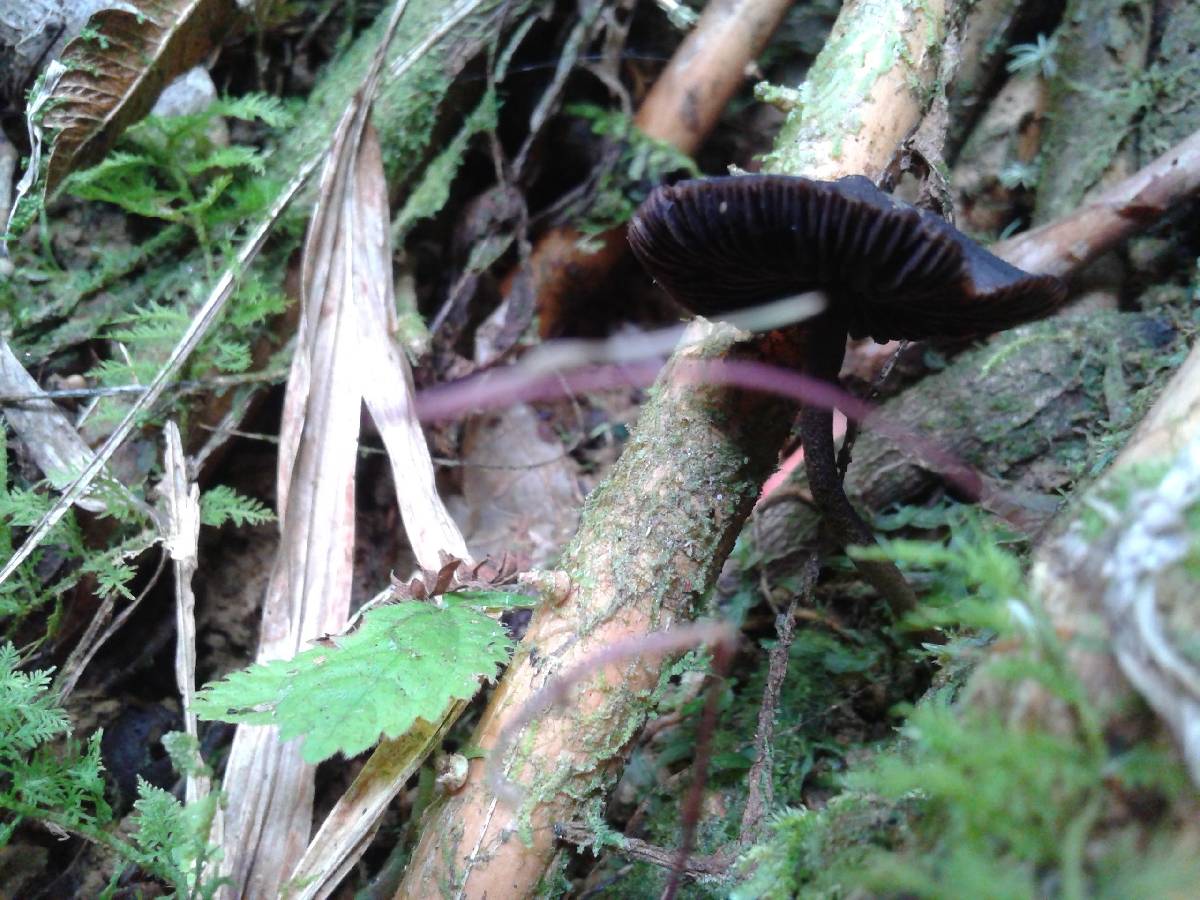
131 778 224 896
193 603 513 763
199 486 275 528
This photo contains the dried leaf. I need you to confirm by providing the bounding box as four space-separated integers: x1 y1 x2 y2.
219 3 468 889
39 0 238 194
218 104 370 900
458 402 583 565
389 552 521 601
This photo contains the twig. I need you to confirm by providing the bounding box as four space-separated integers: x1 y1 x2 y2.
161 423 213 806
996 127 1200 275
53 543 167 701
741 555 819 842
663 637 736 900
0 368 288 405
556 822 732 878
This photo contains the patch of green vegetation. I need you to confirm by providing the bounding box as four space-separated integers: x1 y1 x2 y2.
63 94 293 276
564 103 699 239
194 597 515 763
0 643 225 894
5 93 295 432
1007 33 1058 79
393 91 500 240
734 514 1199 898
0 431 151 644
198 486 276 529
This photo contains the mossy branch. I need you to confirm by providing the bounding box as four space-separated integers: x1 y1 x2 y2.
397 1 960 895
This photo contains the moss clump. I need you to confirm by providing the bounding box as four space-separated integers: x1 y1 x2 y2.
733 514 1200 899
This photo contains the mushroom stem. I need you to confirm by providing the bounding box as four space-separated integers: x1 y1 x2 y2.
800 317 918 616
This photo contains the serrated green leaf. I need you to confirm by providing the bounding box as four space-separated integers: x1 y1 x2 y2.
193 603 512 763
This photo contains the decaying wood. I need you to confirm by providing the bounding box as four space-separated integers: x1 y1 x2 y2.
751 308 1176 563
945 0 1032 157
964 340 1200 789
0 339 119 515
396 1 960 895
1139 0 1200 160
1034 0 1152 224
761 0 953 179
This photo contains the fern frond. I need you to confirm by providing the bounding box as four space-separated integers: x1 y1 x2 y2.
200 486 276 528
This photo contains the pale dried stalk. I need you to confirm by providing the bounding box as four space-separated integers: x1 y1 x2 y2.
218 119 368 899
162 422 219 815
282 124 469 900
219 5 413 889
0 339 130 514
397 2 958 896
221 0 482 892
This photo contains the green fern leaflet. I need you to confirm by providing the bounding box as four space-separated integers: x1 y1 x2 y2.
193 602 513 763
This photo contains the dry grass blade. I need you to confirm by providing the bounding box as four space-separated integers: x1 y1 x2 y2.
218 100 376 900
356 136 469 568
161 422 216 811
278 100 478 900
37 0 238 195
217 0 477 889
285 707 463 899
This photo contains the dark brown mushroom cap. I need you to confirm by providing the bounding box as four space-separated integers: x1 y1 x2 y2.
627 174 1068 342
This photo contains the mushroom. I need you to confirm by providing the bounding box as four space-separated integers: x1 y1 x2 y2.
627 174 1068 613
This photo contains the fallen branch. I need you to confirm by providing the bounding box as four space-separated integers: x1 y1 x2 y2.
997 127 1200 276
396 2 962 895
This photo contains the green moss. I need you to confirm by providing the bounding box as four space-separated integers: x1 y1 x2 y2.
732 518 1198 899
1138 1 1200 159
392 91 500 240
762 0 944 175
1035 0 1155 223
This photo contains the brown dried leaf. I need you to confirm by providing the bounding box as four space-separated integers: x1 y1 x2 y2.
457 402 583 565
40 0 238 194
389 552 520 601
